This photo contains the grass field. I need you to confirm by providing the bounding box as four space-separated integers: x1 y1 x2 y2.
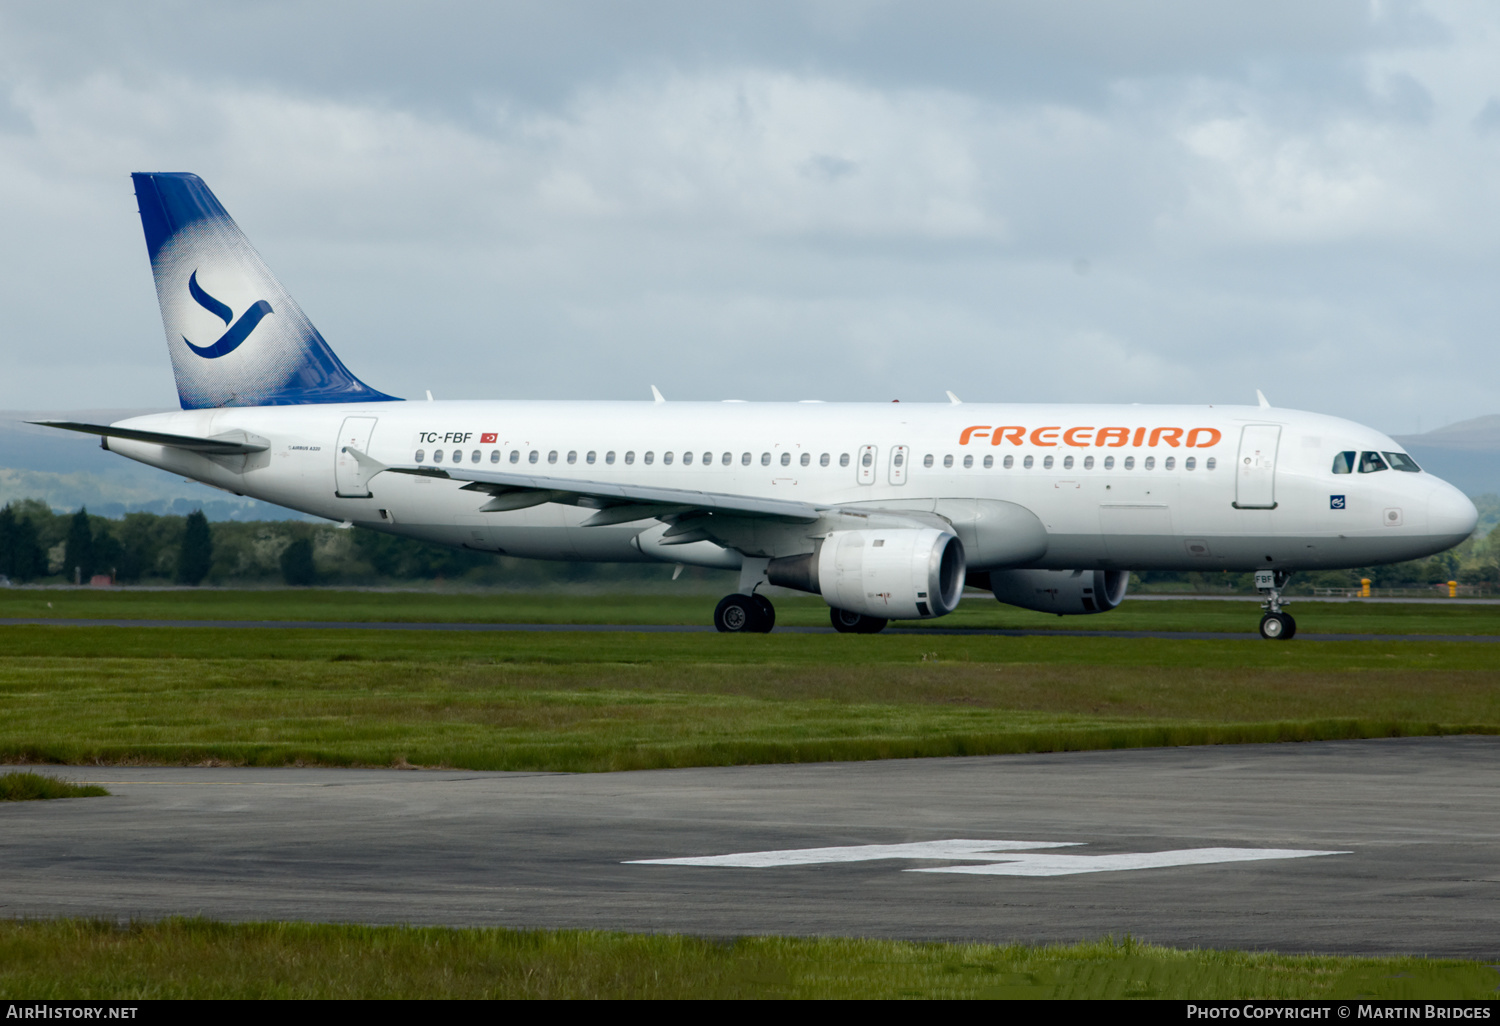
1 920 1496 999
2 617 1497 770
2 586 1498 634
0 771 108 801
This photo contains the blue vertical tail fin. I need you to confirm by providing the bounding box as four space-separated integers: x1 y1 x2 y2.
132 172 399 409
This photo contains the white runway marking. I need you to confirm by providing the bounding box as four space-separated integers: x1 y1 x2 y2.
626 839 1078 867
628 839 1350 876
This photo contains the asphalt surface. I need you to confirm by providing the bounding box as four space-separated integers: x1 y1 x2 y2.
6 736 1500 955
1 617 1497 642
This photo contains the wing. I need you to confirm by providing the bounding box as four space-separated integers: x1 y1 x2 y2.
364 453 823 526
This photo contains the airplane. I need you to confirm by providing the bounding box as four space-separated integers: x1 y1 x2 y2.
37 173 1479 639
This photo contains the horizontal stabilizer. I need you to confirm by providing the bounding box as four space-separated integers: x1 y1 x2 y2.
32 421 270 455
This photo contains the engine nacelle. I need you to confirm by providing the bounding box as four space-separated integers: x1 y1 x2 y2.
986 568 1128 615
767 528 966 619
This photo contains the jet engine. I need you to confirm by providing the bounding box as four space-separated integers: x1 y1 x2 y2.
984 568 1128 615
767 528 966 619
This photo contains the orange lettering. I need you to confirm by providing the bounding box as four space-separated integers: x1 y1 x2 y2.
959 425 991 445
1149 427 1183 448
991 426 1026 446
1132 427 1146 447
1096 427 1130 447
1030 426 1060 447
1063 426 1094 447
1187 427 1222 448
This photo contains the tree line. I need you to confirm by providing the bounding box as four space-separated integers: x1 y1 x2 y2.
0 497 1496 590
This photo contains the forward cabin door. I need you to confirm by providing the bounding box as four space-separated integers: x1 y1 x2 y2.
1233 425 1281 509
334 416 379 498
888 445 909 485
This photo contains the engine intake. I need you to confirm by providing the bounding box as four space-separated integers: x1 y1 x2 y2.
984 568 1128 615
767 528 966 619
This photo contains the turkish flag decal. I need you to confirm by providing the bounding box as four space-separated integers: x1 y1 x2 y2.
480 433 498 444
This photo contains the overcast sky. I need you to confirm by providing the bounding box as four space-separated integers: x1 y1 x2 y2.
2 1 1498 433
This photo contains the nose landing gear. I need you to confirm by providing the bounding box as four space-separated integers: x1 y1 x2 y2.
1255 569 1296 640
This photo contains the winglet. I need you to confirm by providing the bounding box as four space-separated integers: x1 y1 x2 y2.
946 391 962 405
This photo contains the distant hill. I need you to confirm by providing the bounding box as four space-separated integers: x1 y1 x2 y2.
0 410 315 521
1392 416 1500 498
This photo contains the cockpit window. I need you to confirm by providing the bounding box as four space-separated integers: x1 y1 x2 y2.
1331 451 1355 475
1359 451 1388 473
1383 451 1421 473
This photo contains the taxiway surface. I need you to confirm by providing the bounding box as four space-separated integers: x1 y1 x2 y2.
5 737 1498 955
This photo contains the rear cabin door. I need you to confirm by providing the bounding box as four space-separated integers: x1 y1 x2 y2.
334 416 379 498
1233 425 1281 509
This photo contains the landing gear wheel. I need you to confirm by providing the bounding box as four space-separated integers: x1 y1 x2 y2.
830 608 889 634
715 594 758 633
1259 612 1297 640
751 594 776 633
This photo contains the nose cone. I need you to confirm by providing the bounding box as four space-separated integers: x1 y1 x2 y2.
1427 479 1479 543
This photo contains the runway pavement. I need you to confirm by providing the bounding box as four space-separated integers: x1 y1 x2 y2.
1 616 1497 642
5 736 1500 956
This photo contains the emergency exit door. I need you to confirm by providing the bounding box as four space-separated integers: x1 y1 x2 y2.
1233 425 1281 509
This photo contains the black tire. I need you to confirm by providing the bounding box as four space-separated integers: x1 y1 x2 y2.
751 594 776 633
715 594 758 633
830 608 888 634
1258 612 1295 640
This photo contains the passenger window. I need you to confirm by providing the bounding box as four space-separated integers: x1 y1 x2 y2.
703 452 713 465
567 451 577 464
1083 455 1094 470
723 452 732 466
1383 451 1420 473
434 449 444 463
1164 456 1175 470
820 453 830 467
490 450 500 464
587 451 597 464
762 452 772 466
1206 457 1216 470
1331 451 1356 475
547 450 558 464
1185 457 1196 470
1063 455 1074 470
963 454 973 469
1144 456 1155 470
663 452 674 465
943 455 954 468
624 451 635 465
605 451 615 465
742 452 752 466
528 450 539 464
1043 455 1054 470
923 454 934 468
1004 455 1014 469
1023 455 1034 469
452 449 462 464
840 453 850 468
780 452 791 466
1123 456 1135 470
467 450 477 463
415 449 425 463
983 455 993 469
644 451 654 465
800 452 810 467
1104 456 1115 470
682 451 692 465
510 450 520 464
861 452 872 468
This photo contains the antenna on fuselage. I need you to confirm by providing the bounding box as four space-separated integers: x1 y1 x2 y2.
1256 389 1271 409
946 391 962 404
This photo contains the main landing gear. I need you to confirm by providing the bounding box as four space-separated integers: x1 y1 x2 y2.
829 607 888 634
1255 569 1297 640
714 593 776 633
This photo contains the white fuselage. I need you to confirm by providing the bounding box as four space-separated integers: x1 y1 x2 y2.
102 399 1477 575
